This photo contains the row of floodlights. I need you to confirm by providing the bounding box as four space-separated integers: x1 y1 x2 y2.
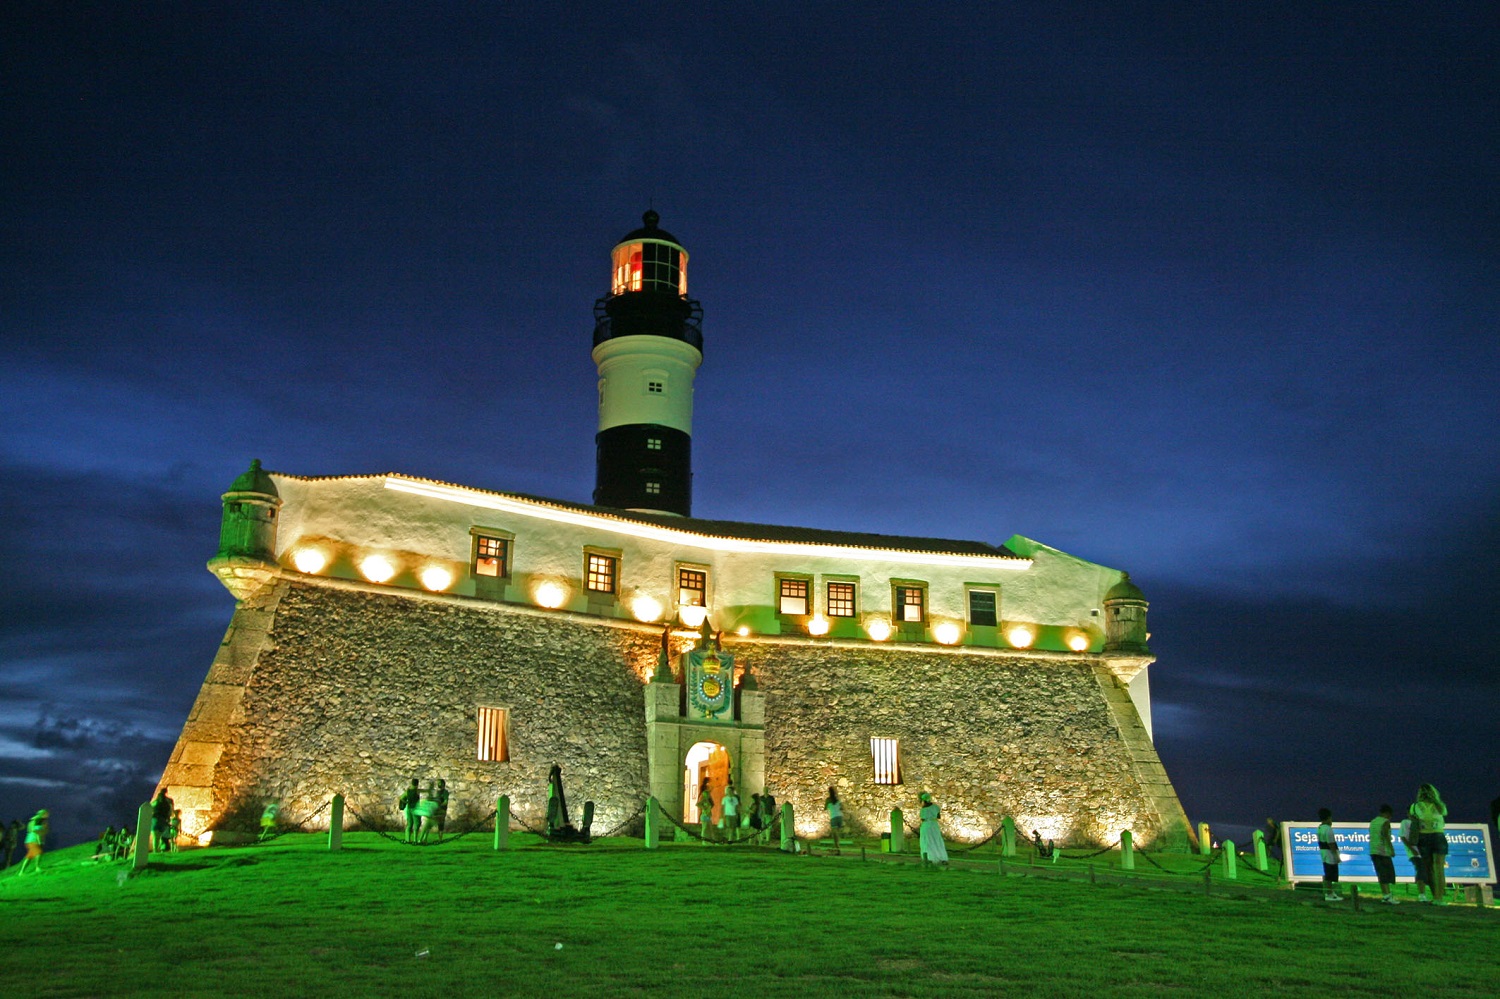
288 547 1086 649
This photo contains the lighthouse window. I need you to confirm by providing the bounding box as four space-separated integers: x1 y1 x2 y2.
476 706 509 762
473 535 509 578
871 737 902 785
678 568 707 607
646 437 662 451
647 380 664 394
778 577 810 616
826 581 856 618
968 589 997 627
645 481 661 495
895 585 926 623
585 552 618 594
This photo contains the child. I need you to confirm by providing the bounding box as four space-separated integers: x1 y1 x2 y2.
1369 804 1398 904
1317 808 1341 901
1400 808 1427 900
824 787 843 855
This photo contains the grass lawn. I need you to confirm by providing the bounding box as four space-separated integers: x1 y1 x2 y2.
1 833 1494 997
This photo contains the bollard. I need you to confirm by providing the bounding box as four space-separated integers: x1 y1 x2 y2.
779 802 794 853
494 795 510 851
1252 829 1268 872
1121 830 1134 871
1222 840 1236 880
1203 865 1211 896
890 808 905 855
644 796 659 850
328 794 344 852
1198 821 1212 855
133 802 153 871
1001 815 1016 857
1352 884 1362 911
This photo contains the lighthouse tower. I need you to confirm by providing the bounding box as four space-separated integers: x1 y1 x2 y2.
591 211 703 516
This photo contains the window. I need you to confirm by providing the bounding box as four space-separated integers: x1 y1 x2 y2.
895 585 926 623
646 437 662 451
585 553 618 594
645 481 661 495
778 577 809 615
647 380 664 394
679 567 707 607
473 535 509 578
477 706 509 762
968 589 997 627
871 737 902 785
827 581 856 618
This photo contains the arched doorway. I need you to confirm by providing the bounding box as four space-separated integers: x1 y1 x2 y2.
684 741 731 824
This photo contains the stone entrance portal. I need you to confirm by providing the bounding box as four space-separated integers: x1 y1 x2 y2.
684 741 730 823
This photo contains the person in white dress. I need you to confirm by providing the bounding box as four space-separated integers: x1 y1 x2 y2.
918 792 948 866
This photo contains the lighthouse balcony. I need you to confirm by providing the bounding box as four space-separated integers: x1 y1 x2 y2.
593 293 703 350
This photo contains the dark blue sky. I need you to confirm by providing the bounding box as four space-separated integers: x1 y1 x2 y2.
4 2 1497 848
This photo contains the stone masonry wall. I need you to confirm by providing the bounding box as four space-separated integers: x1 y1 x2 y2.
171 579 1189 847
749 643 1187 847
203 580 660 835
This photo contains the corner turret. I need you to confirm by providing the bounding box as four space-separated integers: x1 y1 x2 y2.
210 459 283 600
1103 573 1149 653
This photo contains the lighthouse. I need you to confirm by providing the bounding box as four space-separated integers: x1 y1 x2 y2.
591 211 703 516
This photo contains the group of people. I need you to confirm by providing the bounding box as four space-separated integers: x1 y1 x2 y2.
397 778 451 843
1 811 49 875
695 782 779 844
91 825 141 862
826 786 950 866
1317 783 1452 904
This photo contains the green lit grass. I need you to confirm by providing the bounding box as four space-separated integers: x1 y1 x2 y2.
1 834 1495 997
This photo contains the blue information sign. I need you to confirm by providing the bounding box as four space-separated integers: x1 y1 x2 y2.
1282 821 1495 884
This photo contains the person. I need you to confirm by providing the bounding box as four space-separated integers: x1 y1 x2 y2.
762 791 778 844
1369 804 1399 905
721 783 740 842
1262 817 1281 859
416 783 440 844
151 789 174 853
435 779 450 842
1317 807 1341 901
1411 783 1449 905
399 778 420 843
17 809 49 875
824 787 843 855
748 793 765 843
1400 807 1428 901
93 826 115 861
0 820 15 869
697 781 714 843
918 792 947 867
259 801 280 841
168 809 182 851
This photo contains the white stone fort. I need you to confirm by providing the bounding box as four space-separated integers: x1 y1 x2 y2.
159 212 1192 848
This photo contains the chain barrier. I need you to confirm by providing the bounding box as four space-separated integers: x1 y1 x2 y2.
951 824 1002 854
343 804 497 847
253 797 332 843
1136 845 1223 876
596 801 647 840
1056 840 1120 860
656 805 785 848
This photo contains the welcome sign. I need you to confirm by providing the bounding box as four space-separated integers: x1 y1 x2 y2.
1281 821 1495 884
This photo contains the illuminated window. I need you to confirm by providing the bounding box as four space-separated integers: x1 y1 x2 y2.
477 706 509 762
895 585 926 623
645 481 661 495
968 589 997 627
871 737 902 785
679 568 707 607
612 240 687 296
827 581 856 618
474 535 509 578
585 553 618 594
778 577 809 616
647 380 664 394
646 437 662 451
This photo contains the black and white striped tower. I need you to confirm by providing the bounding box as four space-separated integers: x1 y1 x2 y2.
591 211 703 516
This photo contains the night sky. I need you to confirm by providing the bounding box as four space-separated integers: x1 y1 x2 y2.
5 3 1497 849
